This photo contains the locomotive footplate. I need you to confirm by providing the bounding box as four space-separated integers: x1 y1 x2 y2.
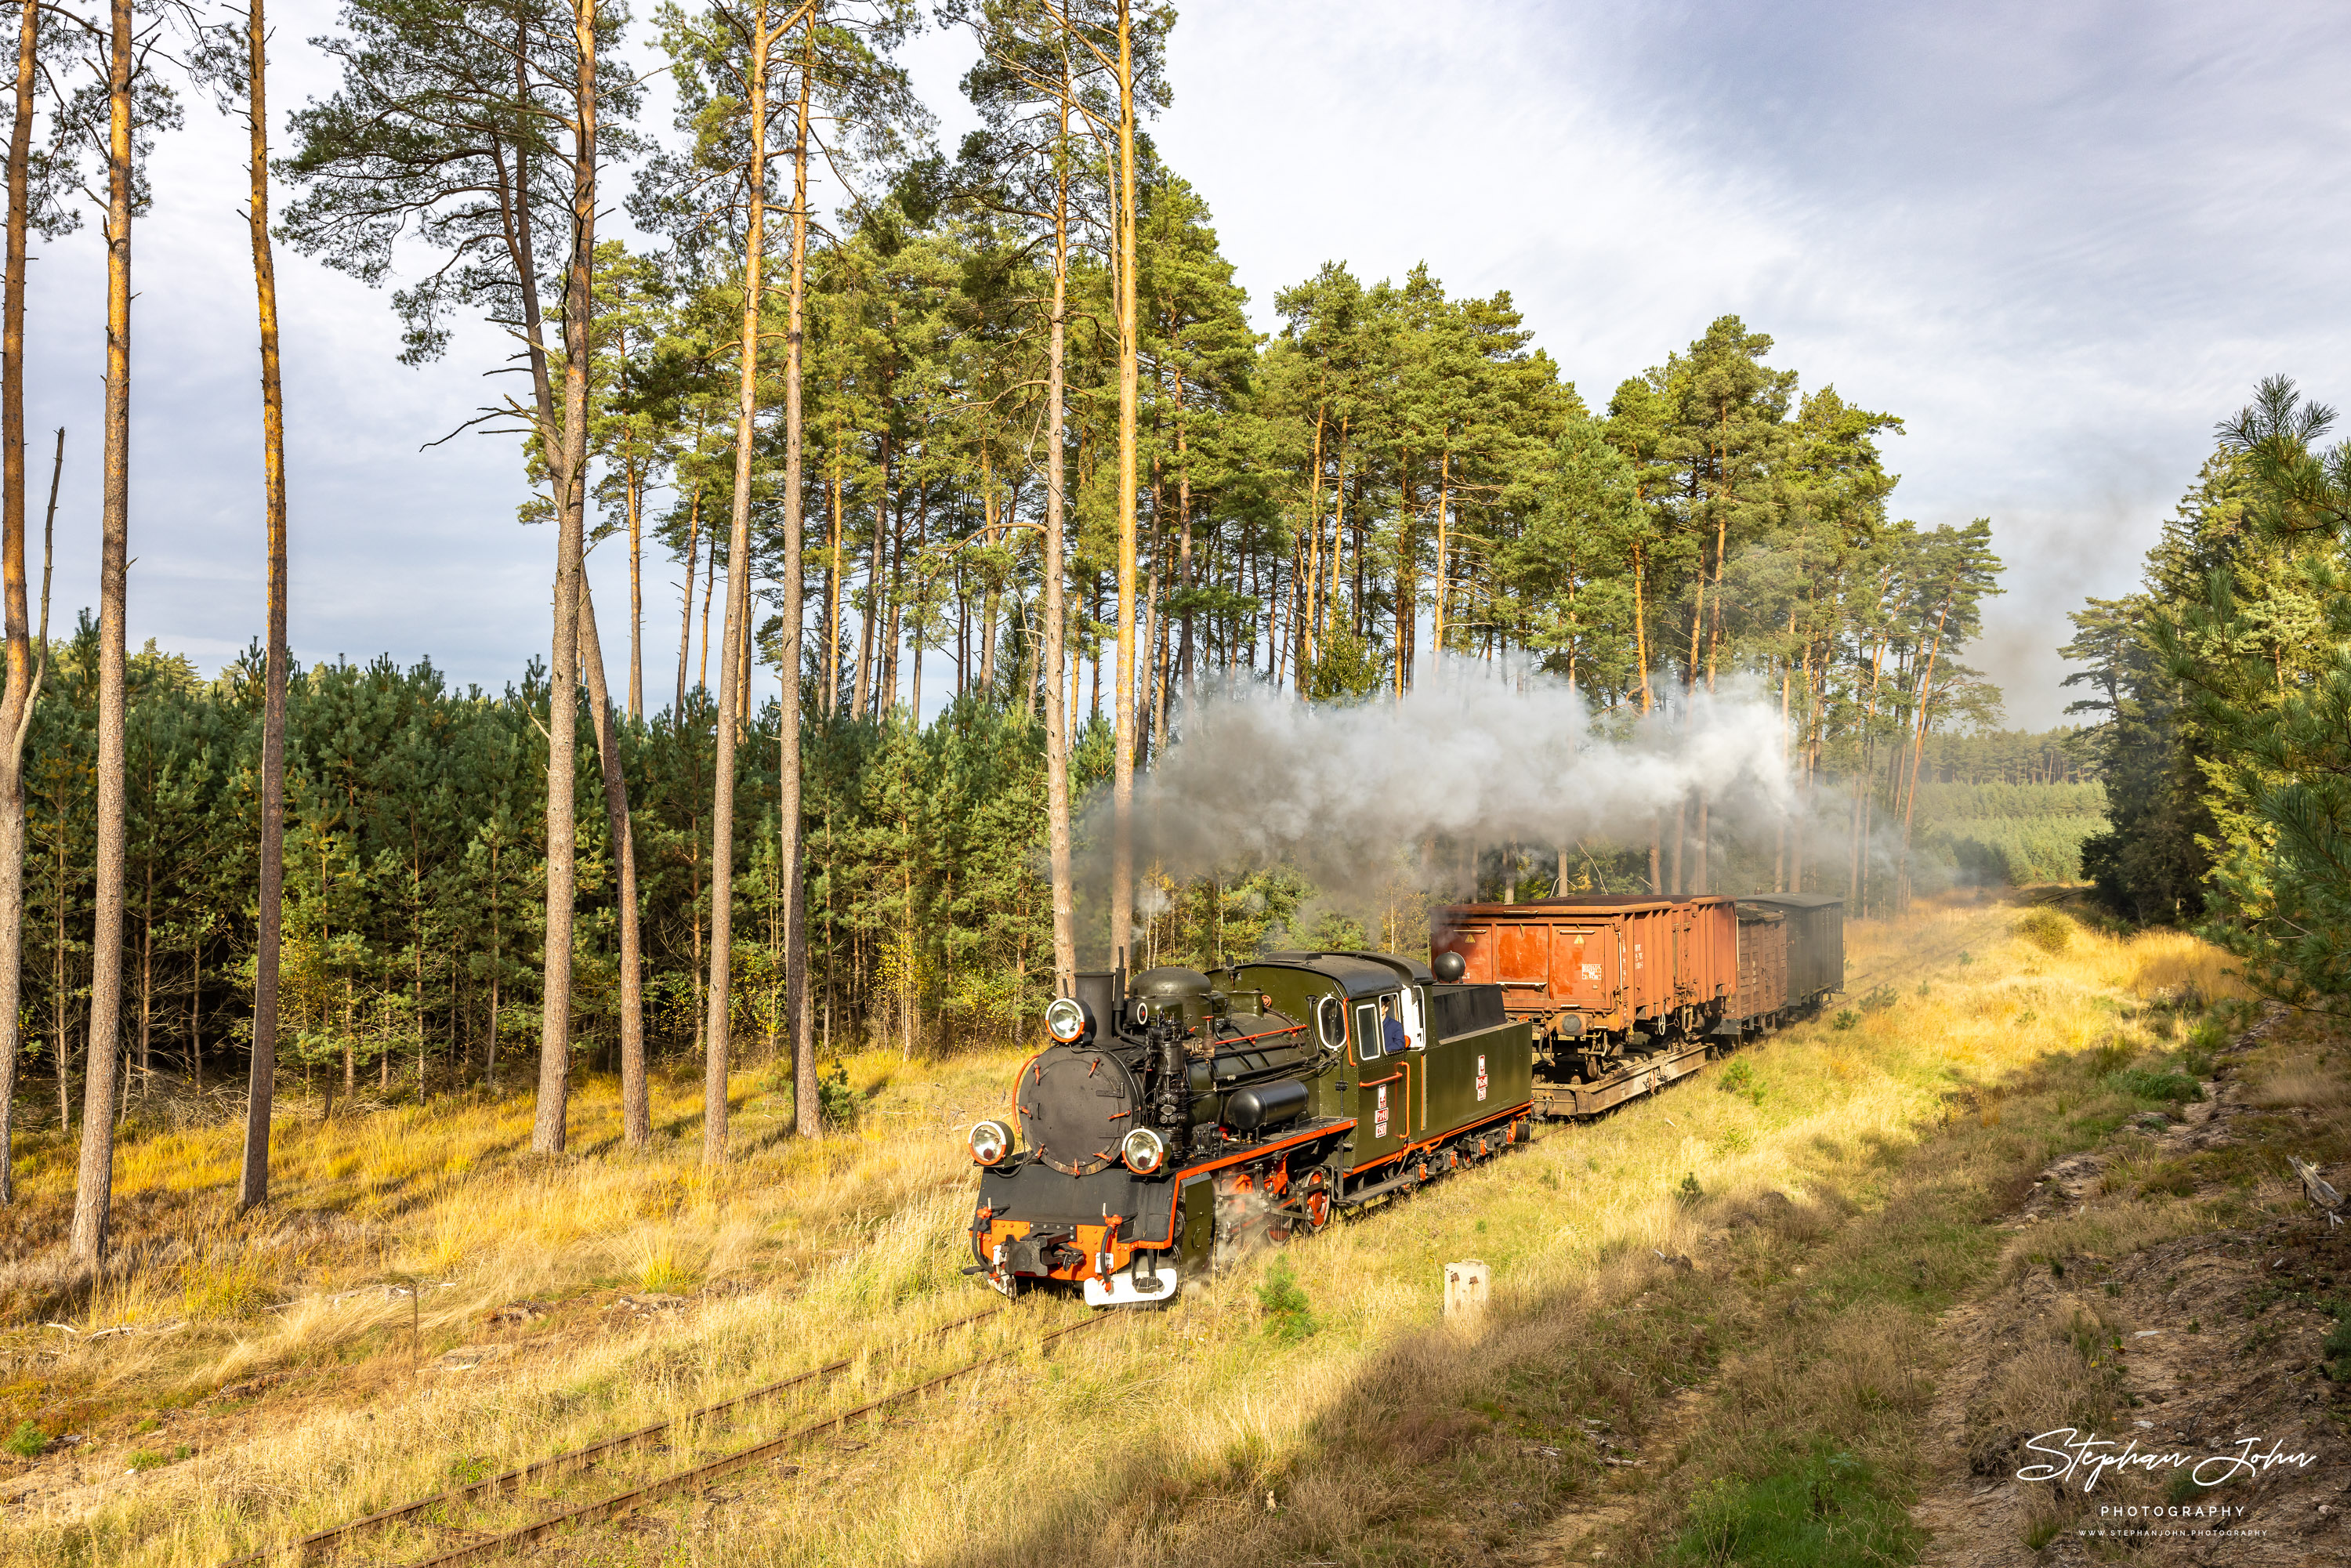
1534 1037 1709 1118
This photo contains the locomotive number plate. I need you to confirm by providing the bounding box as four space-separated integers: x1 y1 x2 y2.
1375 1084 1389 1137
1476 1055 1488 1102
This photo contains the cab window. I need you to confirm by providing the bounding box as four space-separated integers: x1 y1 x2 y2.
1317 994 1346 1052
1353 1001 1379 1060
1399 987 1428 1051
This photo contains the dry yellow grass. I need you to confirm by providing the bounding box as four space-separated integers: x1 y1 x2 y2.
0 894 2268 1566
0 1053 1018 1403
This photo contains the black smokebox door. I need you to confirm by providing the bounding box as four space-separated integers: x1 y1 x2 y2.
1018 1045 1139 1176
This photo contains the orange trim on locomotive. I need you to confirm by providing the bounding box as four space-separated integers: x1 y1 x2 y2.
973 1117 1347 1284
1343 1102 1529 1178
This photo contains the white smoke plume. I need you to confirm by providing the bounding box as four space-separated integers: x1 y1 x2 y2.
1075 662 1803 916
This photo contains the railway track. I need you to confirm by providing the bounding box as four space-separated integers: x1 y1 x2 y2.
223 1305 1107 1568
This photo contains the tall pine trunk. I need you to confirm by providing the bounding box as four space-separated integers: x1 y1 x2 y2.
781 28 813 1136
676 481 700 715
237 0 287 1209
1898 588 1958 913
622 388 643 721
1042 50 1073 993
533 0 600 1155
0 0 38 1208
824 429 842 715
69 0 136 1263
576 572 646 1146
1107 0 1138 969
704 0 769 1165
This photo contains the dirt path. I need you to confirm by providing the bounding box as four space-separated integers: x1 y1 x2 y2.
1909 1011 2351 1566
1504 1381 1717 1566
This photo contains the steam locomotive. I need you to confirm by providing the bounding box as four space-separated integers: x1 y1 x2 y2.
965 952 1532 1305
963 894 1843 1305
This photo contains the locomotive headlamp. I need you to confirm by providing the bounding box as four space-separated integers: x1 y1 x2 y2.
1120 1127 1166 1175
968 1119 1015 1167
1044 997 1092 1045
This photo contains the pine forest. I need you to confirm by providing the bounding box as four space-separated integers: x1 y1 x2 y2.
0 0 2174 1257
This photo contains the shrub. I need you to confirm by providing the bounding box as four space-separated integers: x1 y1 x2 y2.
1255 1258 1316 1342
1831 1009 1860 1032
2322 1307 2351 1382
1858 983 1897 1014
817 1060 858 1128
5 1421 43 1458
2016 907 2072 954
1677 1171 1704 1207
2106 1067 2202 1104
1717 1059 1764 1105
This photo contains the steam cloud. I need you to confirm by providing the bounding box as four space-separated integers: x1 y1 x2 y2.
1077 663 1804 914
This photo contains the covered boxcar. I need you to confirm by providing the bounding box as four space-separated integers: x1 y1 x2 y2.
1741 893 1844 1012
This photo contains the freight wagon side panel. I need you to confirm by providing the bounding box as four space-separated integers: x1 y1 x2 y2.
1495 923 1550 990
1681 897 1737 1005
1549 924 1623 1027
1436 897 1706 1034
1625 907 1669 1021
1733 910 1788 1019
1442 921 1497 985
1789 900 1843 1001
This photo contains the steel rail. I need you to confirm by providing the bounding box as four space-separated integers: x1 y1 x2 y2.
221 1305 1005 1567
405 1312 1111 1568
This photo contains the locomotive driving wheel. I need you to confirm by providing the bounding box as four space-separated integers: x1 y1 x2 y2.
1299 1168 1334 1234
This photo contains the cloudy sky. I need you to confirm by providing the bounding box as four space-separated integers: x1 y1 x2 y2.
19 0 2349 725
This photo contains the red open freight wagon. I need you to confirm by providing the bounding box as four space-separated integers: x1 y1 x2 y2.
1430 895 1737 1118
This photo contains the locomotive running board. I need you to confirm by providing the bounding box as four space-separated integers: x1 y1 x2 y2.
1534 1038 1711 1118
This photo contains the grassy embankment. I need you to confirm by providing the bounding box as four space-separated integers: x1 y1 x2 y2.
0 896 2296 1566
